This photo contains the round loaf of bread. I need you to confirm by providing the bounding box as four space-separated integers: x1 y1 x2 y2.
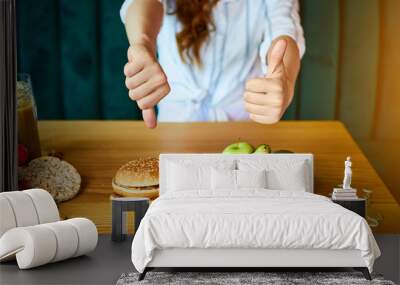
112 157 159 199
19 156 81 203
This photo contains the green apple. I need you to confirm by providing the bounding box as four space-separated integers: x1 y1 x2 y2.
254 144 271 154
223 142 254 154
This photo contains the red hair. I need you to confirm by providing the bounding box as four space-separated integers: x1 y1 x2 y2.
171 0 219 66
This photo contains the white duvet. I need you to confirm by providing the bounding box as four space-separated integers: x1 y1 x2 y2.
131 190 380 273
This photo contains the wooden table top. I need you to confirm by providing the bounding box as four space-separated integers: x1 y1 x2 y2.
38 120 400 234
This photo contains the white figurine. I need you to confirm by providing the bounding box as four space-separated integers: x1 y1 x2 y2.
343 156 352 190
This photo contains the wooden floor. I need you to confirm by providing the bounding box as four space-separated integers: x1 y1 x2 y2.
37 120 400 234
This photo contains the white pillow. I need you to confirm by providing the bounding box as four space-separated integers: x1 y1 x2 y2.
266 166 307 191
236 169 267 189
167 160 235 191
167 163 209 191
238 159 309 191
211 168 236 190
211 169 267 190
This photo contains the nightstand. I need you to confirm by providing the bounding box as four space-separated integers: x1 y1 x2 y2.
332 198 366 218
110 196 150 242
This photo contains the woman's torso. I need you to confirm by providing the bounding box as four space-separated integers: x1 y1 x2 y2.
157 0 272 122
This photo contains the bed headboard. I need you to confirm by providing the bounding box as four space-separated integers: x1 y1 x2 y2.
159 153 314 195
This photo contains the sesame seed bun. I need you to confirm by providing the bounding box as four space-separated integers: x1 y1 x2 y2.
114 157 159 187
112 157 159 199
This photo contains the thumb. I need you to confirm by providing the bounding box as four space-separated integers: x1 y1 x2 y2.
267 39 287 76
142 108 157 129
127 46 134 62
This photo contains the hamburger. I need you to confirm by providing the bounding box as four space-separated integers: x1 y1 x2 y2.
112 157 159 199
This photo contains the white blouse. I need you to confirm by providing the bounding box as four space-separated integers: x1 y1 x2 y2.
121 0 305 122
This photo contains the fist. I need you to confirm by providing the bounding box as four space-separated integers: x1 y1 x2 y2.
124 43 170 128
244 39 290 124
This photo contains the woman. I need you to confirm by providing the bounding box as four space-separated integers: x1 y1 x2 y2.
121 0 305 128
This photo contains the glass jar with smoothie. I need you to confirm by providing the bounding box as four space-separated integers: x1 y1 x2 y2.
17 74 41 161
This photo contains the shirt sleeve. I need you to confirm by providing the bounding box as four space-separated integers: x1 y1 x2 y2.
259 0 306 73
120 0 168 24
120 0 134 24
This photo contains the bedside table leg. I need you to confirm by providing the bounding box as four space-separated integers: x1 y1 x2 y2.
134 201 149 234
112 201 125 242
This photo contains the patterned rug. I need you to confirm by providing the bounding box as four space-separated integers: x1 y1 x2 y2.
116 271 395 285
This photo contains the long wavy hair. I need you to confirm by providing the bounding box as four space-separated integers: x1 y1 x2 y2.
170 0 219 66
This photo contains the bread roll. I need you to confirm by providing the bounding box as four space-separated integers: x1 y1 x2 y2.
112 157 159 199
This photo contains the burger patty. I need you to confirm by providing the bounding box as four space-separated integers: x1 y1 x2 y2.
114 180 159 190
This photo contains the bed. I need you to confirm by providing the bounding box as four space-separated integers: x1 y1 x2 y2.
131 154 380 281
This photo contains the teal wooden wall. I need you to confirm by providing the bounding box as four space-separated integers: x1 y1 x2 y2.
17 0 140 120
17 0 399 140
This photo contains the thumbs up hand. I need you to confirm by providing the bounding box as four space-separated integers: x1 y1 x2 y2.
244 39 290 124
